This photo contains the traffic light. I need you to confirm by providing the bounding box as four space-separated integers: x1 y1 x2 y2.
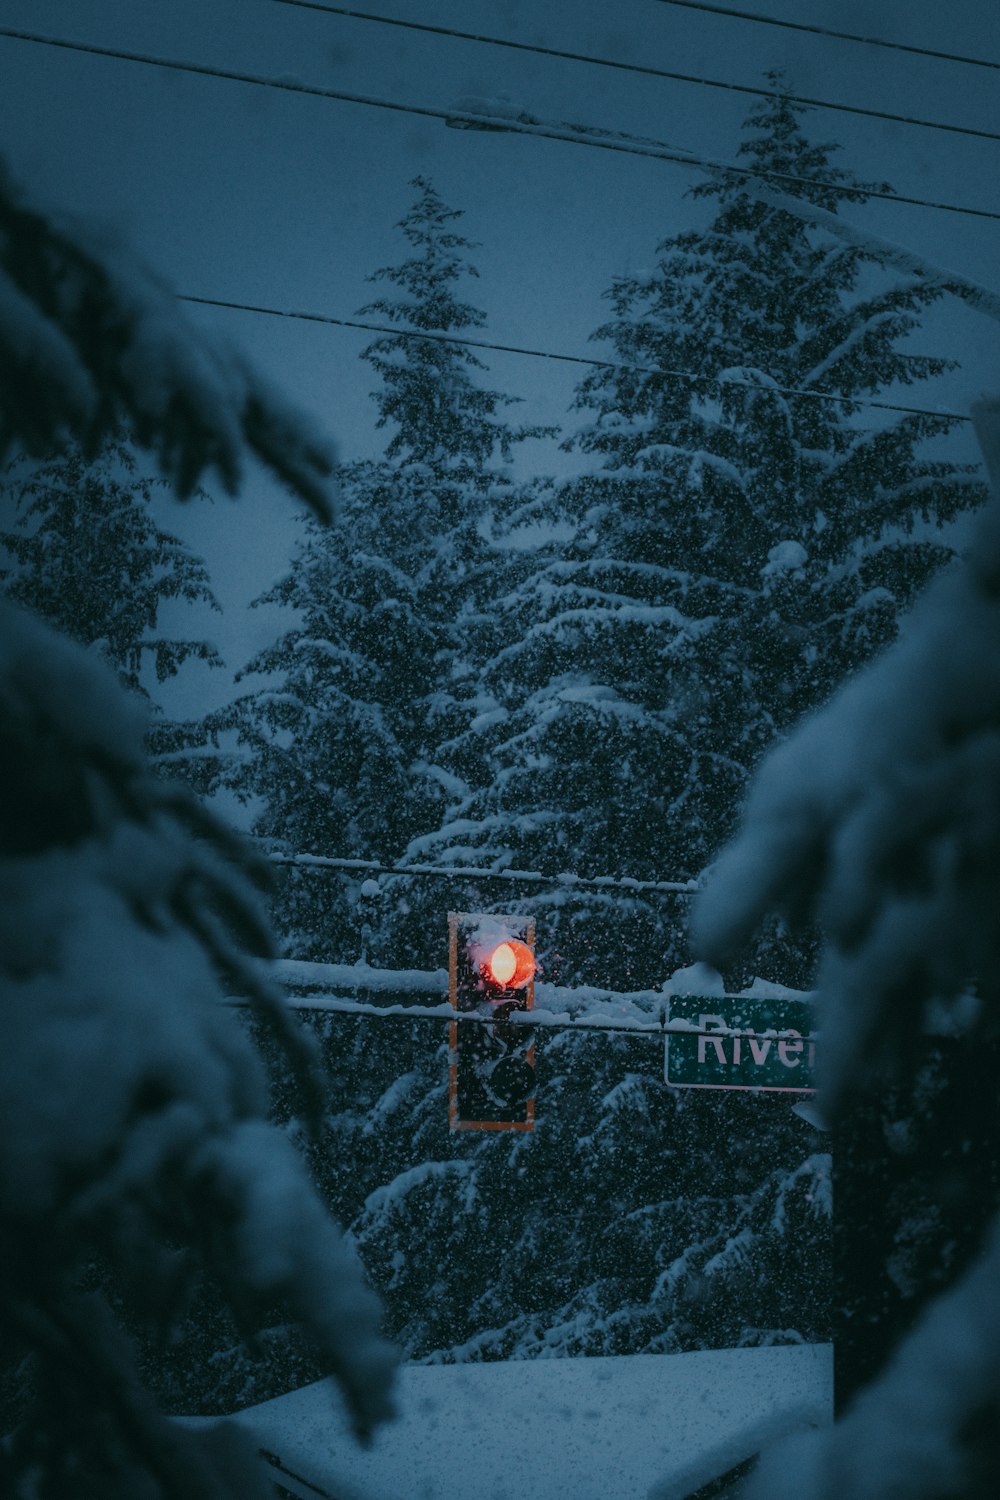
448 912 536 1132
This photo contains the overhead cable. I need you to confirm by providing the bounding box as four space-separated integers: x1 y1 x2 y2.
2 27 998 223
651 0 1000 72
182 293 972 424
271 0 1000 146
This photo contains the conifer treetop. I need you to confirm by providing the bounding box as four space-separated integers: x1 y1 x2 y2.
698 73 888 215
367 175 485 326
358 177 550 467
573 80 962 474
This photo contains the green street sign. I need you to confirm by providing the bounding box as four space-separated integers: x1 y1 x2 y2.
665 993 817 1093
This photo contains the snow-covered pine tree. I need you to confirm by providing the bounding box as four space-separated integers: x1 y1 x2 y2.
416 81 986 992
347 86 985 1369
0 442 224 786
0 153 393 1499
215 177 552 963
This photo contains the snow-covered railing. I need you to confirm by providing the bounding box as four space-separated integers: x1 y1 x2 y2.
232 958 818 1041
263 850 702 896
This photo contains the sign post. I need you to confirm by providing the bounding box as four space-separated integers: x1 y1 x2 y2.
665 993 817 1093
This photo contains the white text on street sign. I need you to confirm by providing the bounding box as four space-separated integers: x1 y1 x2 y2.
665 993 817 1093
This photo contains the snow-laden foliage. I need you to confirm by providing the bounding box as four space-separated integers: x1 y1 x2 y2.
0 442 224 783
695 396 1000 1105
281 1013 830 1367
416 85 985 993
197 176 825 1380
748 1217 1000 1500
0 155 395 1496
0 156 336 519
209 461 447 962
693 398 1000 1496
0 605 395 1494
1 445 220 692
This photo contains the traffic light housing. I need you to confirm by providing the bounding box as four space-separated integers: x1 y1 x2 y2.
448 912 536 1132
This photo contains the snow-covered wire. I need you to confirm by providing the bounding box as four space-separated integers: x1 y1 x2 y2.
1 27 997 223
230 959 818 1043
232 993 663 1034
271 0 1000 145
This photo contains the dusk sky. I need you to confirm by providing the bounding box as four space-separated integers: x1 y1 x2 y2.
2 0 998 715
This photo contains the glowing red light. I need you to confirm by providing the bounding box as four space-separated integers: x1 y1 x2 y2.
483 939 535 991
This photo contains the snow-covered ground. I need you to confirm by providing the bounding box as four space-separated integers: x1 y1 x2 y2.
228 1344 832 1500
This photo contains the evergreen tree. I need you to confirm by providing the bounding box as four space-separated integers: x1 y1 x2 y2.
215 177 552 962
405 85 986 992
0 441 224 782
361 175 538 469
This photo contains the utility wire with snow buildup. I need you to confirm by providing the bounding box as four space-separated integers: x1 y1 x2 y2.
0 27 997 223
268 0 1000 145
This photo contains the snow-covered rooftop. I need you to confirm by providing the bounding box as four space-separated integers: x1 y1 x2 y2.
225 1344 832 1500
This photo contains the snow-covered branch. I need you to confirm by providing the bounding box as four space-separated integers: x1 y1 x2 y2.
0 159 337 516
693 396 1000 1494
0 604 398 1493
695 395 1000 1101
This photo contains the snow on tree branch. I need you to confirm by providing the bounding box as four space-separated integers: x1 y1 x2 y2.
742 1216 1000 1500
0 158 337 518
694 395 1000 1104
692 398 1000 1496
0 604 396 1492
735 177 1000 329
0 152 393 1493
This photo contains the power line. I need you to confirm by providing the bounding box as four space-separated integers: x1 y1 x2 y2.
3 22 978 424
2 27 998 223
271 0 1000 147
264 850 702 896
651 0 1000 73
182 293 972 425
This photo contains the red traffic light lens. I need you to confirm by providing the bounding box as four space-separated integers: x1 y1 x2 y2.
483 939 535 991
